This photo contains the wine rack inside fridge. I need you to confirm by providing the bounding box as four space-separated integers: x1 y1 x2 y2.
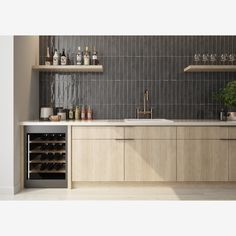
25 126 67 188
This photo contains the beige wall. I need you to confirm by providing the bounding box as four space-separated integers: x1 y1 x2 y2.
14 36 39 193
0 36 14 193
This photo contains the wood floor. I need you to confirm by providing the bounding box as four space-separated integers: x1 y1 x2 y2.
1 182 236 200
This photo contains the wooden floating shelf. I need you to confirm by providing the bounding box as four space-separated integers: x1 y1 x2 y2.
184 65 236 72
32 65 103 72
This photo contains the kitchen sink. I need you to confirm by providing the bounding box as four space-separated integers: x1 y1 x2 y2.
124 119 174 123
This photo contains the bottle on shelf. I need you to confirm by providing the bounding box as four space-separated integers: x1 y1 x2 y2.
76 46 83 65
53 49 60 65
75 106 80 120
83 46 90 65
68 106 74 120
61 49 67 65
91 46 99 65
45 47 52 65
87 106 93 120
81 106 86 120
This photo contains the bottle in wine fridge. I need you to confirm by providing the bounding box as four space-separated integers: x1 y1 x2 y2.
25 126 67 188
83 46 90 65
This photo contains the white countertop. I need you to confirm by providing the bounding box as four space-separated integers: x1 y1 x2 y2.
19 119 236 126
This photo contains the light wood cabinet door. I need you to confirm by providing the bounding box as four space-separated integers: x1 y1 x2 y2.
125 127 176 140
125 140 176 181
177 127 228 140
229 140 236 180
72 140 124 181
177 140 228 181
72 127 124 140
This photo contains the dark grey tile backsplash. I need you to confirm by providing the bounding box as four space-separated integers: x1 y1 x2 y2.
39 36 236 119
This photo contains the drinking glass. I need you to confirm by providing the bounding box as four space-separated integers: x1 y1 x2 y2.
209 54 217 65
193 53 201 65
228 54 235 65
220 53 228 65
202 53 209 65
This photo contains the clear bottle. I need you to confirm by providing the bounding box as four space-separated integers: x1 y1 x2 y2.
75 106 80 120
83 46 90 66
87 106 93 120
91 46 99 65
61 48 67 65
76 46 83 65
53 49 59 65
68 107 74 120
81 106 86 120
45 47 52 65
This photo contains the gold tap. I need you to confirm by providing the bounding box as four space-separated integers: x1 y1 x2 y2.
136 89 153 119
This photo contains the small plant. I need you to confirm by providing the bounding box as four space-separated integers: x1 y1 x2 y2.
215 80 236 110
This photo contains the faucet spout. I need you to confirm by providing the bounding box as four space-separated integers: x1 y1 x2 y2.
144 89 149 112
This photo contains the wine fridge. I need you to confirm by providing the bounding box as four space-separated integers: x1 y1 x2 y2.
25 126 67 188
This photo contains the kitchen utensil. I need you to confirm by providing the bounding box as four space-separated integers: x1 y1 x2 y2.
49 115 61 122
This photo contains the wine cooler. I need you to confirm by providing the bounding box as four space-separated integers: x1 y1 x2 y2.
25 126 67 188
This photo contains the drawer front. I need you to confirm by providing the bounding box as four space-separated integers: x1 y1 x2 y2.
125 127 176 139
125 140 176 181
72 140 124 181
177 127 228 140
72 127 124 140
177 140 228 181
228 127 236 139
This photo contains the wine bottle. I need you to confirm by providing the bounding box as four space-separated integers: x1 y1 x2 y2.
53 49 59 65
76 46 83 65
61 49 67 65
45 47 52 65
91 46 99 65
83 46 90 65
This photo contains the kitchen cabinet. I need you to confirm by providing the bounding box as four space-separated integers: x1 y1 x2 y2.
125 140 176 181
228 128 236 181
177 127 228 181
72 127 124 181
125 127 177 181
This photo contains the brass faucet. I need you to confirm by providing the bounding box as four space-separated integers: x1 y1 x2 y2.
136 89 153 119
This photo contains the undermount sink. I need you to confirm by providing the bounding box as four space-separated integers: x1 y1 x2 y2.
124 119 174 123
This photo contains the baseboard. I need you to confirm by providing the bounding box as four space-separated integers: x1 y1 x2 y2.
14 182 21 194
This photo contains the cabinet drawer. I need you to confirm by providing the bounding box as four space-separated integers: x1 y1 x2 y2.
125 140 176 181
228 127 236 139
177 127 228 140
177 140 228 181
125 127 176 139
72 140 124 181
72 127 124 140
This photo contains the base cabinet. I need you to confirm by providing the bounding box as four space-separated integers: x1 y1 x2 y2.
177 140 228 181
125 140 176 181
72 140 124 181
229 141 236 181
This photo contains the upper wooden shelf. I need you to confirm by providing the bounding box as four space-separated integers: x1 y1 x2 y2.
32 65 103 72
184 65 236 72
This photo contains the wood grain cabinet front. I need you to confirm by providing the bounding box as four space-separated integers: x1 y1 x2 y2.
72 139 124 181
124 127 177 181
177 127 229 181
125 140 176 181
72 127 125 181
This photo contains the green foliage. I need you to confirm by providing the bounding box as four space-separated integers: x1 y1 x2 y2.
215 80 236 108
